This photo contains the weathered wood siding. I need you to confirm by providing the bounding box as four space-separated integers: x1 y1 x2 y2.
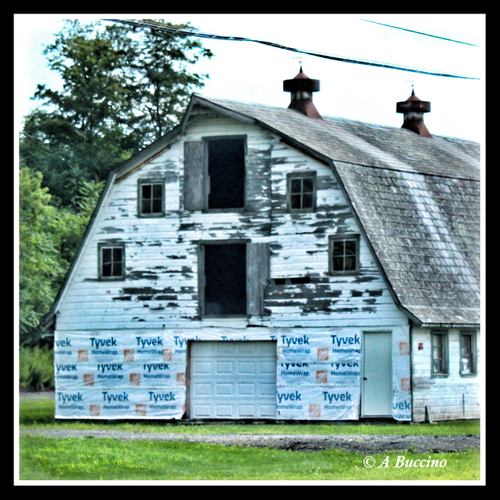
262 138 407 329
411 325 481 422
56 112 408 332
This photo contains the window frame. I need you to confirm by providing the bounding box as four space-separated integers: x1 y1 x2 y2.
286 171 317 213
183 136 247 212
197 240 269 318
459 330 477 377
328 234 360 276
137 179 165 217
205 135 247 211
98 242 125 281
431 329 449 377
199 240 249 318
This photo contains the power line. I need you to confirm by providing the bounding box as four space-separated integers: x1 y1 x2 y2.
361 19 479 47
104 18 479 81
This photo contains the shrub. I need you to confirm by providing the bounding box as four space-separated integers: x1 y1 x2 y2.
19 345 54 391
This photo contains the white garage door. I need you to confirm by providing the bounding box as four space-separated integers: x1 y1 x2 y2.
189 341 277 419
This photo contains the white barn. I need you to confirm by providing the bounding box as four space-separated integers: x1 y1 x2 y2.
43 69 481 422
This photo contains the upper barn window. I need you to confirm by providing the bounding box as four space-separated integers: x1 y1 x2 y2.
329 235 360 275
98 243 125 280
287 171 316 212
184 137 246 211
138 180 164 217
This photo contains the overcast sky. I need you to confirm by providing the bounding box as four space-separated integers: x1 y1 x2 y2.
14 13 485 142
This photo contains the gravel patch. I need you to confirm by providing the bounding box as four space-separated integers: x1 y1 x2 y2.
19 390 55 401
19 429 479 455
19 391 479 454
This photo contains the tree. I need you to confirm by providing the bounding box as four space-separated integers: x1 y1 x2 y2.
19 166 103 345
21 19 212 207
124 20 213 140
19 167 65 344
18 19 213 343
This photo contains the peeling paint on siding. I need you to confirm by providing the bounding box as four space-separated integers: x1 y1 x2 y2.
55 117 407 333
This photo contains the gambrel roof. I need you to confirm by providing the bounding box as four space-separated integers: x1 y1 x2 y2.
42 92 481 331
182 94 480 327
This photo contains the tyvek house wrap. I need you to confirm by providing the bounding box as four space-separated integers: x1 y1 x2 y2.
54 328 411 421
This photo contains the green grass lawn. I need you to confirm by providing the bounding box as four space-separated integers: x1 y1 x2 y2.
18 400 482 482
19 400 481 436
19 434 480 481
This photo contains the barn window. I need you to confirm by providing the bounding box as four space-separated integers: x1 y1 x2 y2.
287 172 316 212
138 180 164 216
198 241 269 317
460 331 477 376
431 330 448 376
99 243 125 280
208 138 246 209
329 235 360 275
184 137 246 211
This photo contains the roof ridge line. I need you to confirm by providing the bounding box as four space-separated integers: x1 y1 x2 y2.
332 159 480 182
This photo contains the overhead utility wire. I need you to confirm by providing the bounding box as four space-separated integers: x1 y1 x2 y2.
361 19 479 47
104 19 479 80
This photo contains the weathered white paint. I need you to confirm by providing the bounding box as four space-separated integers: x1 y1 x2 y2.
57 114 408 333
54 109 415 420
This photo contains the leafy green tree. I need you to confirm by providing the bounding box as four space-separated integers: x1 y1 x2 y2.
19 167 103 345
18 19 212 344
124 20 213 140
20 19 212 207
19 167 65 344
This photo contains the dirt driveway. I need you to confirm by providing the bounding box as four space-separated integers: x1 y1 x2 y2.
19 391 480 454
19 428 479 454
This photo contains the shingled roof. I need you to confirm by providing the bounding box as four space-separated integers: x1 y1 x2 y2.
186 94 481 327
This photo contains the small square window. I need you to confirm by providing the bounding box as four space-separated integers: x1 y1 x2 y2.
287 172 316 212
139 181 164 216
329 235 359 274
99 244 125 280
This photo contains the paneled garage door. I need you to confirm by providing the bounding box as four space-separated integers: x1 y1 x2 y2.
189 341 277 419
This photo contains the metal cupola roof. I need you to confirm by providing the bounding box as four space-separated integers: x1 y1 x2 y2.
283 66 322 119
396 88 432 137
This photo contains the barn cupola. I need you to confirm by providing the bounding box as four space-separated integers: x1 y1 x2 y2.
396 89 432 138
283 66 322 119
